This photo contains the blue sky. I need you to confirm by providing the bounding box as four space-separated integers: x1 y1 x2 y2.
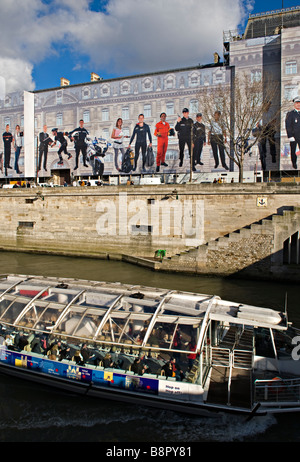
0 0 299 93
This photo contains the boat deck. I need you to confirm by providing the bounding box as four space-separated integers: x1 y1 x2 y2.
206 366 252 408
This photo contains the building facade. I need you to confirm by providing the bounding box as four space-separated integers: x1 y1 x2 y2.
0 6 300 183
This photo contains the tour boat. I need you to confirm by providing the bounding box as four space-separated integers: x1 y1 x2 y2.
0 273 299 418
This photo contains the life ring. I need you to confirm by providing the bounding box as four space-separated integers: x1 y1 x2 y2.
268 376 284 394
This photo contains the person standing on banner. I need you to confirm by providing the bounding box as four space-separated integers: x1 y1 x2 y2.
14 125 23 174
285 95 300 169
192 113 206 170
128 114 152 172
111 118 126 171
38 125 52 172
69 119 89 170
154 112 170 172
208 111 229 170
51 128 72 165
175 108 193 167
2 124 14 176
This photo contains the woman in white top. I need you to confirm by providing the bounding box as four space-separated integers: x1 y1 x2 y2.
14 124 23 174
111 118 126 171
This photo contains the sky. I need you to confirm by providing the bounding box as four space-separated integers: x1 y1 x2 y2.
0 0 299 94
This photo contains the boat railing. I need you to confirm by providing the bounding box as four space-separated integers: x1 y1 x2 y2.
210 346 231 367
254 377 300 405
233 349 254 370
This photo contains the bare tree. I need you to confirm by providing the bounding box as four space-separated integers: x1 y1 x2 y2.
196 72 280 182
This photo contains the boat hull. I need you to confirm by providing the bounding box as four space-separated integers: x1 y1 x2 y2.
0 348 263 418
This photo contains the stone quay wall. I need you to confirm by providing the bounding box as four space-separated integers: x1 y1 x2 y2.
0 183 300 280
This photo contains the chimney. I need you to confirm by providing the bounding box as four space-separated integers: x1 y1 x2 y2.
60 77 70 87
214 53 220 64
91 72 101 82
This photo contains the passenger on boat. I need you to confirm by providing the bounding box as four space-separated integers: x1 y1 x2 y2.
15 332 28 350
163 358 184 381
103 353 114 368
59 345 72 361
73 350 84 365
131 355 148 375
80 343 93 364
50 340 63 358
187 338 197 370
31 336 44 354
4 334 14 348
172 328 182 360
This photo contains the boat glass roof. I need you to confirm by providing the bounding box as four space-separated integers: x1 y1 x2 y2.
0 276 287 350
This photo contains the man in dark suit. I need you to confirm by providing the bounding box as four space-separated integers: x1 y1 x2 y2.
285 96 300 169
175 108 193 167
193 113 206 170
2 124 13 176
38 125 52 171
69 119 89 170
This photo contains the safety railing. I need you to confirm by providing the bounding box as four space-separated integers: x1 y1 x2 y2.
233 349 253 370
254 377 300 404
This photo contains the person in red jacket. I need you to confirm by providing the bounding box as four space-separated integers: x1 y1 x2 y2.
154 112 170 172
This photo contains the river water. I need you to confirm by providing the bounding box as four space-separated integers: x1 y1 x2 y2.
0 250 299 443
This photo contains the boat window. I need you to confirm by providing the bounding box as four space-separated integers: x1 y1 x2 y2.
0 297 14 318
81 292 120 308
53 306 105 338
16 303 47 329
0 282 19 295
40 289 81 304
105 314 130 343
36 304 66 330
170 323 199 351
11 285 50 299
147 321 177 349
114 296 159 314
147 319 200 351
1 298 29 324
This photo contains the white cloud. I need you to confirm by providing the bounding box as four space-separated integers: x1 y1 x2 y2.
0 58 35 94
0 0 253 93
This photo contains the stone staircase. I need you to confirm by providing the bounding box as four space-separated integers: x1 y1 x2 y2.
159 206 300 278
123 206 300 279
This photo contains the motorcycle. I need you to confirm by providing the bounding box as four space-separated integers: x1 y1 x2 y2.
86 137 110 176
68 132 110 176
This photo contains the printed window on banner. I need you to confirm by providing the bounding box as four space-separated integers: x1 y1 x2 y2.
4 117 10 126
122 107 129 120
83 110 90 123
189 72 200 87
56 91 62 105
251 70 262 83
190 99 199 114
82 88 90 99
102 108 109 121
285 61 297 75
56 113 63 126
166 102 174 116
144 104 151 118
121 81 130 95
285 85 298 101
102 128 109 141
